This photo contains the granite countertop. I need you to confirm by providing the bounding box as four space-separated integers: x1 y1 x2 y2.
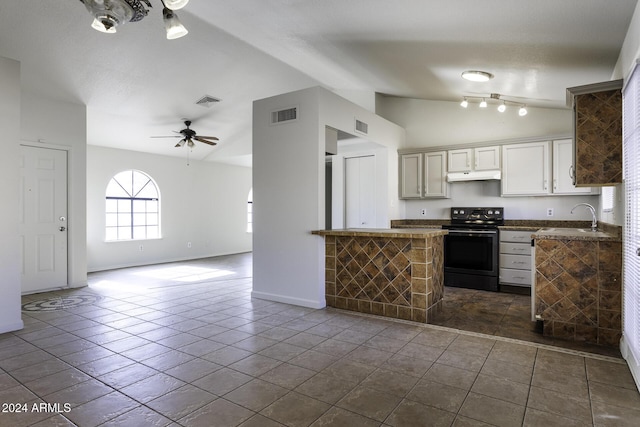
388 219 622 242
312 228 448 238
531 227 621 242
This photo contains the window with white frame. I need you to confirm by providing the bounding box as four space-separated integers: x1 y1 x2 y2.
602 186 616 213
247 188 253 233
623 63 640 368
105 170 160 241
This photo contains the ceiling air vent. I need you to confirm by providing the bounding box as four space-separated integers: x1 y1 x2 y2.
270 106 298 124
355 119 368 135
195 95 221 108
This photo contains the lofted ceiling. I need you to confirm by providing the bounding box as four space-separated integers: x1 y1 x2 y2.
0 0 636 167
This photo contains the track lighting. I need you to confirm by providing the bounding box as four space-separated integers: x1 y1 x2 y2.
80 0 190 39
459 93 528 117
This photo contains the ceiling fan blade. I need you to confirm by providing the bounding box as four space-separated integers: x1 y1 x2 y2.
151 136 182 138
175 139 186 147
194 136 218 146
196 135 219 141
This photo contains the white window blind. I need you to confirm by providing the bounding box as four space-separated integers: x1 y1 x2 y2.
602 186 615 212
623 62 640 364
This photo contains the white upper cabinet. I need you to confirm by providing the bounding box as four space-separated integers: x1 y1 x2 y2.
424 151 448 198
399 151 448 199
399 153 422 198
448 149 472 172
448 146 500 172
474 146 501 170
552 139 594 195
502 141 551 196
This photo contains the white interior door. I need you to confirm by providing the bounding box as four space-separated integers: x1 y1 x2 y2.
20 145 68 294
345 155 376 228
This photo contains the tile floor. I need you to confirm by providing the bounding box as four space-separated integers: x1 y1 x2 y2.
0 253 638 426
430 286 623 358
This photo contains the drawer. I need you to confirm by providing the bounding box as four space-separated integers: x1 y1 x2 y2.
499 268 532 286
499 242 531 256
500 230 532 243
500 254 531 270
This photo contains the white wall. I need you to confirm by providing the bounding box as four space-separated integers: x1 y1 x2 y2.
376 95 572 149
403 181 599 221
252 86 404 309
87 146 252 272
21 92 87 287
0 56 23 333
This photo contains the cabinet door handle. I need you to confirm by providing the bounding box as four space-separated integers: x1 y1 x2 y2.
553 179 557 190
569 165 574 179
543 180 548 190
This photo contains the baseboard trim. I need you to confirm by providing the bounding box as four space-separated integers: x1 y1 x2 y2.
251 291 326 309
0 320 25 334
620 336 640 392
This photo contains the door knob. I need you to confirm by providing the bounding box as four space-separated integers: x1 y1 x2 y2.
59 226 66 232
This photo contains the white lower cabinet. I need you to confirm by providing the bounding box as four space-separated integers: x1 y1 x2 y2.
499 230 532 289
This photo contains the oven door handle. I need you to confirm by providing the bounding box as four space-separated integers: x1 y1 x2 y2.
446 229 497 235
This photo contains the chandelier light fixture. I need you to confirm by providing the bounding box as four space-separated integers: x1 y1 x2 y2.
459 93 528 117
79 0 189 39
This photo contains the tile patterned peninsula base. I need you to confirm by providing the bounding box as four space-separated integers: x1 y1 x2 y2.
312 229 447 323
532 227 622 347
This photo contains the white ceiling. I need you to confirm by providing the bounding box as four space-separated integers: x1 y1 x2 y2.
0 0 636 167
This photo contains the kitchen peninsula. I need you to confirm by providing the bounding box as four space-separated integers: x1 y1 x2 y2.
312 228 447 323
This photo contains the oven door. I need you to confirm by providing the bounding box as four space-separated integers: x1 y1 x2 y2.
444 229 498 277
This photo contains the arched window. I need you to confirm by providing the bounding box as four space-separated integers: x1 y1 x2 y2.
247 188 253 233
105 170 160 241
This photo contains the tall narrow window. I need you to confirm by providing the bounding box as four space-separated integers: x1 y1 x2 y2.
623 63 640 367
247 188 253 233
105 170 160 241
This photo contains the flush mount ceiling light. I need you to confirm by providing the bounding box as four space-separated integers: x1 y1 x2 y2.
459 93 528 117
461 70 494 82
79 0 189 39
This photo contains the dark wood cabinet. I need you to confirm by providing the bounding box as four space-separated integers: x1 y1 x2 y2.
567 80 623 186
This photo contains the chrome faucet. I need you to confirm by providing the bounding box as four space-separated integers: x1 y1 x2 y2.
571 203 598 231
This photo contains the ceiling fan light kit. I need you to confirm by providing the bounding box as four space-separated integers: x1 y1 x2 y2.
79 0 189 38
151 120 219 149
460 93 528 117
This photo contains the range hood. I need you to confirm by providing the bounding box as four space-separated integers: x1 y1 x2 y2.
447 170 501 182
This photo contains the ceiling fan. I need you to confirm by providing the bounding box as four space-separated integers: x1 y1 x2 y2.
151 120 219 148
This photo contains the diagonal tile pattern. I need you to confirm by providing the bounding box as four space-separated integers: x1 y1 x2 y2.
0 253 638 426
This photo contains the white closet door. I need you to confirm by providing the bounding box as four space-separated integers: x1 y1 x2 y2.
345 155 376 228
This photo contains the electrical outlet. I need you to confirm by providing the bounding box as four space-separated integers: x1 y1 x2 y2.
546 208 553 217
139 244 144 251
187 241 192 248
420 209 427 216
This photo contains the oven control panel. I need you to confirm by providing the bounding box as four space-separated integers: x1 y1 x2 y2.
450 207 504 222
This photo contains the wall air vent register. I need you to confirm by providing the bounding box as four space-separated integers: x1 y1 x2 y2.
270 106 298 124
